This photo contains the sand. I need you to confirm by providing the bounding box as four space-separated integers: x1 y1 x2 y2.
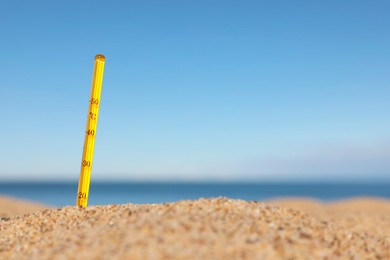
270 197 390 237
0 196 48 218
1 197 390 259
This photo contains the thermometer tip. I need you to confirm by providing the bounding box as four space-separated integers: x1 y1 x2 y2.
95 54 105 61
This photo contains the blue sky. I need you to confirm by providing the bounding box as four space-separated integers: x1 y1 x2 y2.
0 1 389 182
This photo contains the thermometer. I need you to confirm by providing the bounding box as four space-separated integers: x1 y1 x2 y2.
76 54 105 207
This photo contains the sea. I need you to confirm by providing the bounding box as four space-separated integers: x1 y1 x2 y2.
1 182 390 207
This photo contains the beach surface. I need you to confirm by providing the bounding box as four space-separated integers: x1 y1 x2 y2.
0 196 47 218
1 196 390 259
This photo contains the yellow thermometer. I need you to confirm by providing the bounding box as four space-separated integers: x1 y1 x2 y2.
77 54 105 207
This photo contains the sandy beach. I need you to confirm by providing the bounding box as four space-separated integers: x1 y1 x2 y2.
0 196 48 218
1 196 390 259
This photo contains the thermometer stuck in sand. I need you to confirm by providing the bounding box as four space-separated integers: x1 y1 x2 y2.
77 54 105 207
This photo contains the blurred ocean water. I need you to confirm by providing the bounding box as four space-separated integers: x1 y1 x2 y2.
1 182 389 207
